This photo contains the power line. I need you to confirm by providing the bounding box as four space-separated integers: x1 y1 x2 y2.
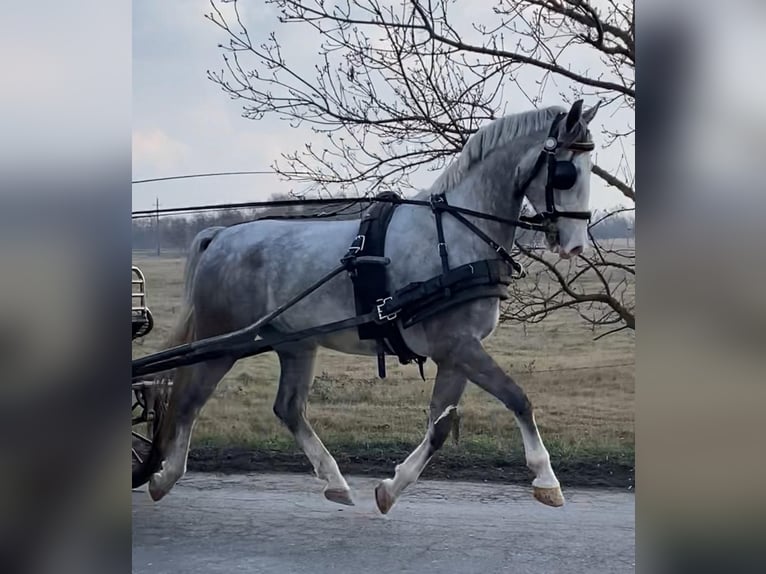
131 196 549 235
132 170 275 185
131 197 376 220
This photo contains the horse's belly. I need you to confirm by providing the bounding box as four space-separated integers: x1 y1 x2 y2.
315 330 379 356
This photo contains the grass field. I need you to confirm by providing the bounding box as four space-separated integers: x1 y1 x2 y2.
133 252 634 487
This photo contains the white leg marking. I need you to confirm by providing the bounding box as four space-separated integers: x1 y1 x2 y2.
293 426 352 506
149 421 194 500
297 427 349 489
382 405 457 501
516 413 559 489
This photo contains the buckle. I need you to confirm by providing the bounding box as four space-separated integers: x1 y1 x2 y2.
376 297 398 321
494 245 526 279
429 193 446 209
347 234 365 254
511 259 526 279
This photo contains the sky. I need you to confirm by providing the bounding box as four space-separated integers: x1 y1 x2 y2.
132 0 635 213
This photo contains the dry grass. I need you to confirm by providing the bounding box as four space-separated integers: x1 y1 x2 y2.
132 255 634 466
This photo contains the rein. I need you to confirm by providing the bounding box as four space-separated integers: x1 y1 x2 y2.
133 194 550 231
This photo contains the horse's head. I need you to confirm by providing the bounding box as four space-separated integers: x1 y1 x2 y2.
520 99 601 259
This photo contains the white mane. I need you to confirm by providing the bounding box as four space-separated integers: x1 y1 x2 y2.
429 105 566 194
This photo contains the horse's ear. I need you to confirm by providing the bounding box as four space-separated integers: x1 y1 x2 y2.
565 99 584 132
582 100 602 125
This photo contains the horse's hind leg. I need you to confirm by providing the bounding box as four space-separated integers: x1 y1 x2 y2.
456 338 564 507
273 346 353 506
374 363 466 514
148 357 233 501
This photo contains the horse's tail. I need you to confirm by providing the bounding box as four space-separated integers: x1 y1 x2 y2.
145 226 224 475
162 226 224 350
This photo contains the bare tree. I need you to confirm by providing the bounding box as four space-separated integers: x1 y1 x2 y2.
205 0 635 335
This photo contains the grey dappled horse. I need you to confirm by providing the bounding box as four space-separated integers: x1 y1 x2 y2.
148 100 601 513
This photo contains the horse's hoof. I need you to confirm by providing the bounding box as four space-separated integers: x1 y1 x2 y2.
533 485 565 507
148 473 169 502
374 480 396 515
324 487 355 506
148 461 172 502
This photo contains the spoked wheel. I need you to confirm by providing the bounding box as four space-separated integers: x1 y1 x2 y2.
132 308 155 340
132 376 171 488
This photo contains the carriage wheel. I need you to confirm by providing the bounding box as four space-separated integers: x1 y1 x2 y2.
132 376 171 488
132 308 155 340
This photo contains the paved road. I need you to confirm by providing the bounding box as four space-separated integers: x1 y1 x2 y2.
133 472 634 574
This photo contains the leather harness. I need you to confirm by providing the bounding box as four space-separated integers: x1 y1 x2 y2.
340 113 596 380
342 191 519 380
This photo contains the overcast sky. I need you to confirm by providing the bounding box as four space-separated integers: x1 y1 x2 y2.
132 1 635 213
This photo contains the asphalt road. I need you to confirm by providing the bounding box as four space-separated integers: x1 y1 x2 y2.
132 472 634 574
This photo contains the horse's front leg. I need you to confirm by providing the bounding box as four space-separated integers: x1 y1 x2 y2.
374 363 466 514
273 346 354 506
455 338 564 507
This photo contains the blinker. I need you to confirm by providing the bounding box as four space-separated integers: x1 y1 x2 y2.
552 161 577 190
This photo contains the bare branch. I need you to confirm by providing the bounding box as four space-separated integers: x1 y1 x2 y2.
592 163 635 201
410 0 634 97
505 239 635 334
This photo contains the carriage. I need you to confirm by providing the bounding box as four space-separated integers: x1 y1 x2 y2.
132 266 154 339
132 265 170 488
130 101 598 512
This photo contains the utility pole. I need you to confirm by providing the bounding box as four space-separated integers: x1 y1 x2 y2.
155 197 161 257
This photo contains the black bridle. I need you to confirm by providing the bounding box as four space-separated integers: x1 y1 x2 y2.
518 112 595 227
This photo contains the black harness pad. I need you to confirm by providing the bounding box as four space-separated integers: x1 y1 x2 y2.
386 259 514 328
347 193 424 367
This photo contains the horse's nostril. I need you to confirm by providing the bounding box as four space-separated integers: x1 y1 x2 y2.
569 245 583 256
